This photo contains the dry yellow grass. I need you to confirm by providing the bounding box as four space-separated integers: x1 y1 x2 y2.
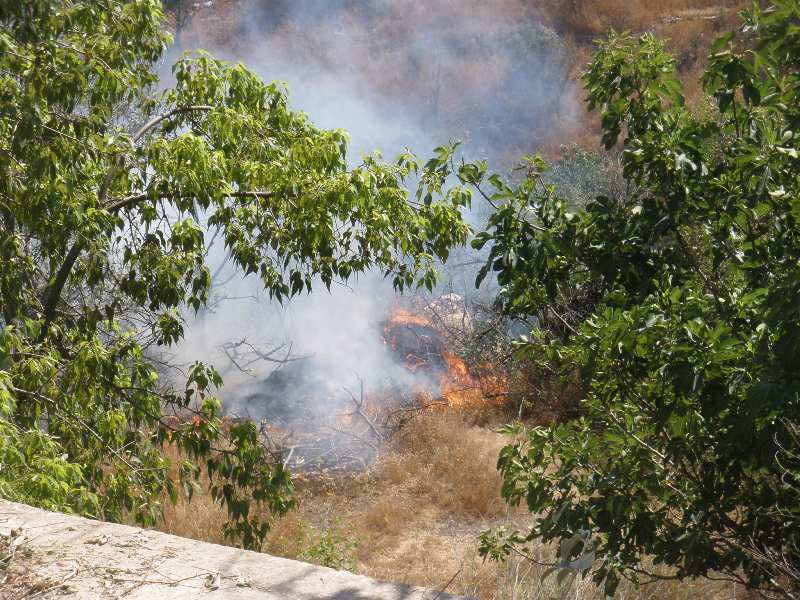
150 412 747 599
156 445 228 545
376 412 507 520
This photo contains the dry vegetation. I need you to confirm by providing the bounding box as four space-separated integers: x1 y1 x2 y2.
537 0 743 38
537 0 751 149
154 409 752 599
152 3 768 598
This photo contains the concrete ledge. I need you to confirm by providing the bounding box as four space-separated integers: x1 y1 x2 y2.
0 500 466 599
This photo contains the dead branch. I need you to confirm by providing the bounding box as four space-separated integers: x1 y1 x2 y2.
343 378 384 444
220 338 306 376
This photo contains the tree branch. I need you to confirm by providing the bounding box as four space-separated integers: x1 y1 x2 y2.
37 105 215 341
104 189 275 213
132 105 213 142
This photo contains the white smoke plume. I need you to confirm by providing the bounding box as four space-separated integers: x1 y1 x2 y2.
165 0 577 419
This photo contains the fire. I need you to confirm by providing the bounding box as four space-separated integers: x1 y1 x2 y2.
383 306 508 409
383 308 435 330
440 349 483 407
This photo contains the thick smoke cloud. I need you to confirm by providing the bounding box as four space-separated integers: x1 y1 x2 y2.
170 0 576 419
177 267 422 421
182 0 577 161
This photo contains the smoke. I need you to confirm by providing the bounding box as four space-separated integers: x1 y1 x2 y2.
176 267 424 422
168 0 577 420
179 0 577 161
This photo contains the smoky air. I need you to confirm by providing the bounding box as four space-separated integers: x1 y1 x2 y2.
165 0 574 456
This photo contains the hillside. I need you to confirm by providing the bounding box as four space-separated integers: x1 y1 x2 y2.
4 1 795 600
146 3 769 599
172 0 749 158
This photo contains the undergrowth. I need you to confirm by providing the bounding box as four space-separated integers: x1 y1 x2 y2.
152 411 748 599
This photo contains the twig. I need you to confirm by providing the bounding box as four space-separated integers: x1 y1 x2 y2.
431 567 462 600
343 379 384 443
281 445 296 470
23 566 78 600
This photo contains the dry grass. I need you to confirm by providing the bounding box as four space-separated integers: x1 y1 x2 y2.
150 412 747 599
360 496 415 543
155 445 229 546
376 412 507 520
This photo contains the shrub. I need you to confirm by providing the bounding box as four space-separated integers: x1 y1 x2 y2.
464 2 800 596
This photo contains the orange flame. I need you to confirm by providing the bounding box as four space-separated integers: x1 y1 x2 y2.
384 308 435 330
383 307 508 409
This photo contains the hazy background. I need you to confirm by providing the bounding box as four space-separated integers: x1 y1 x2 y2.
164 0 578 415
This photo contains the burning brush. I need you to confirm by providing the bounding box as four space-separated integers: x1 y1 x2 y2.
220 302 507 474
382 307 506 409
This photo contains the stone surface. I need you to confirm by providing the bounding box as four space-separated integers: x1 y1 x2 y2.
0 500 466 599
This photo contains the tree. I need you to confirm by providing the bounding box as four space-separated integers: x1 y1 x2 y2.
162 0 193 47
0 0 470 548
471 2 800 597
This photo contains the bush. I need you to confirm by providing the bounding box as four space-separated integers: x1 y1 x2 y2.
465 2 800 597
300 519 359 571
544 147 626 209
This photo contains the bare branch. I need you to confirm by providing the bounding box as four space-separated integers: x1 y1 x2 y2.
132 105 213 142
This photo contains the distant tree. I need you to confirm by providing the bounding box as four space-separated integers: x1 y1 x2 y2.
163 0 194 46
0 0 469 548
466 2 800 597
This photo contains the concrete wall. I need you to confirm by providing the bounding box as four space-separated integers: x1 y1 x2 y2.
0 499 466 599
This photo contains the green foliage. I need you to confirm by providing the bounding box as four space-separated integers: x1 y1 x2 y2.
0 0 468 549
472 3 800 597
544 147 625 210
299 518 359 571
0 372 96 513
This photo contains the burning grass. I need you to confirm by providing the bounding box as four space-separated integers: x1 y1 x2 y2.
383 306 510 412
144 301 756 598
132 2 766 595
